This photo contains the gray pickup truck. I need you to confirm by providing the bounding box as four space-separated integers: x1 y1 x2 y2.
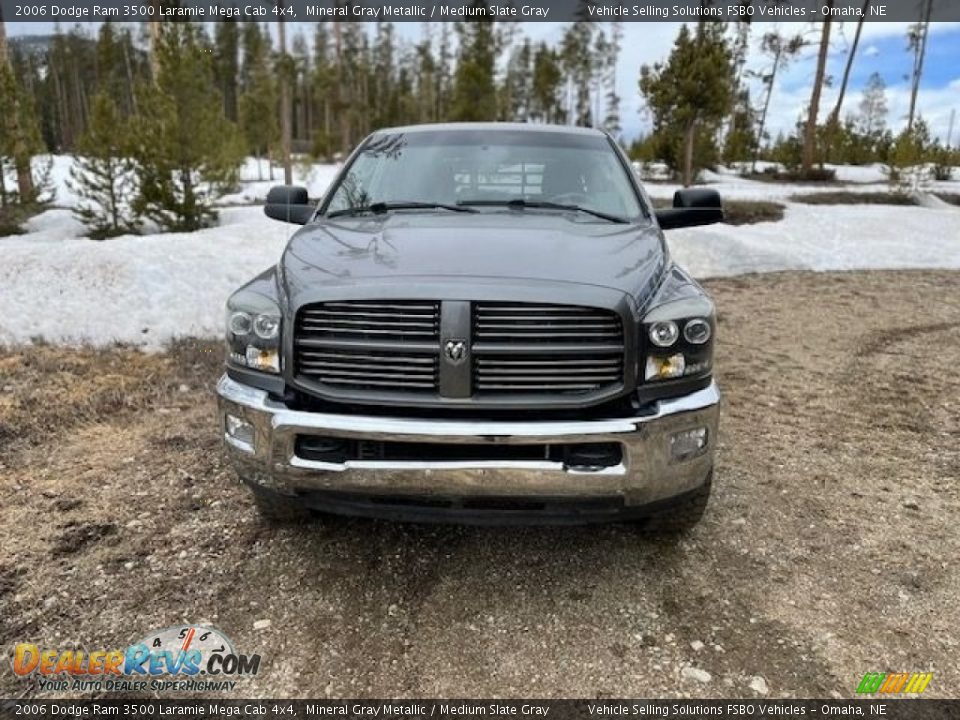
217 123 722 529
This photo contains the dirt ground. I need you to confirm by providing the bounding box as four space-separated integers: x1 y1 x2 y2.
1 270 958 699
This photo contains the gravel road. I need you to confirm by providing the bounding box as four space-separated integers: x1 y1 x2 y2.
1 270 958 699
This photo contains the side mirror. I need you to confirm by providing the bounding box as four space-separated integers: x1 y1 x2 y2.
655 188 724 230
264 185 314 225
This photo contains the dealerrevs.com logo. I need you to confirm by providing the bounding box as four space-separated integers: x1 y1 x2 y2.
12 625 261 693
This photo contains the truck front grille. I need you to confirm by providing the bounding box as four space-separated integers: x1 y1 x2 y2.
296 301 440 392
473 303 624 395
294 300 626 404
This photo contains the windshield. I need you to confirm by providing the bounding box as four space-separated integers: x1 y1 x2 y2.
324 129 645 222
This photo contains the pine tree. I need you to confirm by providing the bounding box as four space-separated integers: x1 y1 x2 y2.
858 72 888 137
239 22 277 177
451 6 497 121
291 30 312 142
214 17 240 122
130 23 245 232
94 23 142 119
889 117 932 191
68 92 140 239
750 31 805 171
723 90 758 163
530 43 564 124
435 24 453 120
561 12 594 126
372 22 396 128
602 22 623 138
276 9 293 185
500 38 532 122
640 24 734 186
413 38 437 123
0 15 39 202
311 22 336 158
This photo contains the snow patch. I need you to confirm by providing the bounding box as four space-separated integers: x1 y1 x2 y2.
2 158 958 348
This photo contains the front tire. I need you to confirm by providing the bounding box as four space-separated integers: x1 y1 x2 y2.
248 484 312 524
640 470 712 533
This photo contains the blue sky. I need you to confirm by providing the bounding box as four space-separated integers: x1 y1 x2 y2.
768 22 960 140
9 20 960 143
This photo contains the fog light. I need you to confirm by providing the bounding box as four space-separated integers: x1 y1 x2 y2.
225 413 255 452
245 346 280 373
669 427 708 461
645 353 685 380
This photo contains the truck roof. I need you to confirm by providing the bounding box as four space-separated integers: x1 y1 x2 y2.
373 122 608 137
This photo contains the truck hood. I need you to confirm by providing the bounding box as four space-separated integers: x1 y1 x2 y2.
280 212 666 306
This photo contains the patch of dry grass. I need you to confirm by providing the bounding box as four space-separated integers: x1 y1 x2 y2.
788 191 916 206
0 339 222 453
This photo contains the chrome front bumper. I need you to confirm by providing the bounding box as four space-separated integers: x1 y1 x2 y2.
216 375 719 512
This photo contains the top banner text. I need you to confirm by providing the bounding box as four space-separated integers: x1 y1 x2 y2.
4 0 960 24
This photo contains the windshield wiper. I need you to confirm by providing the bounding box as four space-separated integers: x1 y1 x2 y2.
458 198 629 224
328 201 476 218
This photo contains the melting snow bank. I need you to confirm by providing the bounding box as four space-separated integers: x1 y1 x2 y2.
1 203 958 349
0 207 290 349
669 203 960 278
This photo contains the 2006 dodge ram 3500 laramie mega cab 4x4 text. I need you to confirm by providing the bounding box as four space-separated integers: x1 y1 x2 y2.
217 123 722 528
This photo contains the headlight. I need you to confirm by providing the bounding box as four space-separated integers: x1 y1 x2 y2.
649 320 679 347
253 314 280 340
683 318 711 344
228 311 252 335
642 315 714 384
226 290 282 374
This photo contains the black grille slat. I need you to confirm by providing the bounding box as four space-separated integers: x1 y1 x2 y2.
298 301 440 342
319 302 438 311
473 302 625 396
296 301 440 393
476 359 621 367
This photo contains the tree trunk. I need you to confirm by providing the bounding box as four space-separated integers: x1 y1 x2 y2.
907 0 933 134
752 48 781 172
826 2 868 162
726 20 751 164
122 37 138 115
829 1 868 127
682 119 697 187
148 8 163 84
277 7 293 185
51 49 68 149
802 9 833 173
334 22 349 155
108 160 119 231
